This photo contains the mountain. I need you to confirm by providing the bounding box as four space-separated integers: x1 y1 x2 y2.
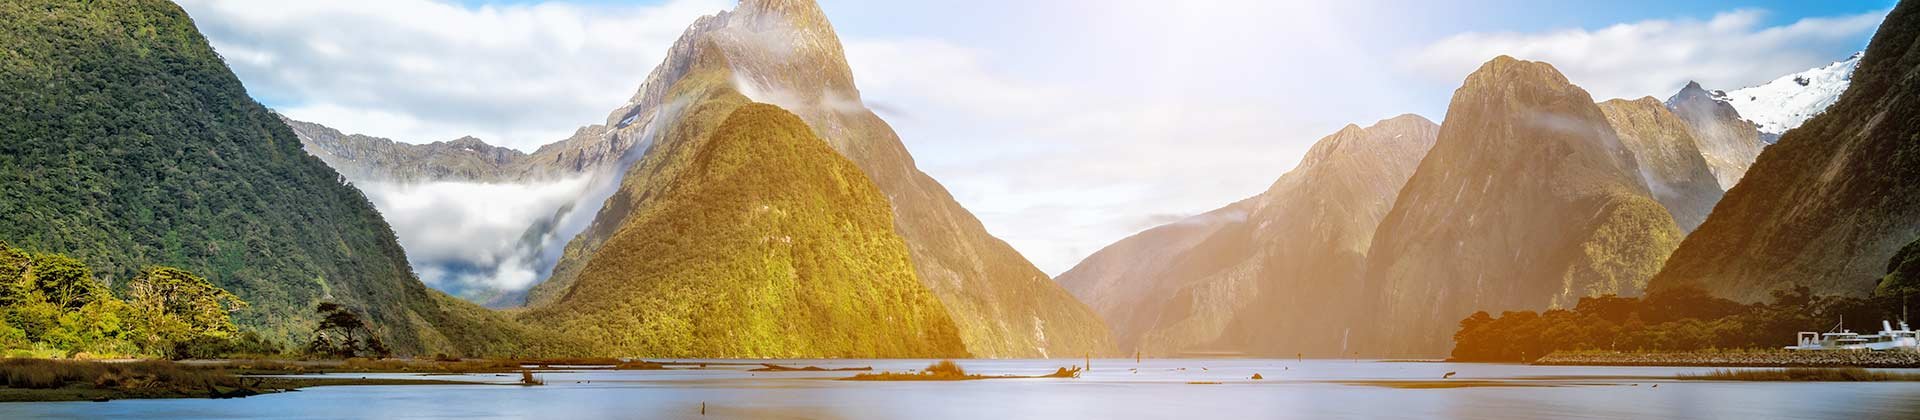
1666 82 1767 190
280 117 626 308
282 118 530 183
0 0 553 356
1356 56 1684 356
519 62 968 357
1057 115 1438 357
1650 4 1920 302
525 0 1111 358
1714 52 1862 142
1596 98 1725 232
284 117 636 184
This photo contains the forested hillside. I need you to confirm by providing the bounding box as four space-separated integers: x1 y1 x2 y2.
0 0 550 356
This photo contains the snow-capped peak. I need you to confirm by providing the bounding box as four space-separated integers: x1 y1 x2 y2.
1712 51 1861 139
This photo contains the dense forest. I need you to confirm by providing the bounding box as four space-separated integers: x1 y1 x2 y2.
0 242 271 359
1452 240 1920 362
0 0 558 357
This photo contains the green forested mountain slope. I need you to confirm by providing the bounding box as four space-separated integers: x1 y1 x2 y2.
529 0 1110 358
521 47 968 357
0 0 549 356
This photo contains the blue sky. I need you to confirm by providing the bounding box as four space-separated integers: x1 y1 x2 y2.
178 0 1892 284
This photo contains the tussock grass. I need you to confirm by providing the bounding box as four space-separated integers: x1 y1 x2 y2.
1679 367 1920 382
1 358 235 390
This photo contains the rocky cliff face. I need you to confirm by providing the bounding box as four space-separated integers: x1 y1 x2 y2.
1666 82 1766 190
526 0 1111 358
285 116 632 184
283 118 531 183
1651 3 1920 302
1357 56 1683 356
1596 98 1726 232
1058 115 1438 357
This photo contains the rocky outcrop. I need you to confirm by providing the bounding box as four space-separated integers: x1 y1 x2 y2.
1596 98 1725 232
1666 82 1766 190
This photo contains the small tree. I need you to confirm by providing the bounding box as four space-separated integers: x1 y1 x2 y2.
126 266 248 355
306 302 389 359
29 254 107 310
0 243 33 306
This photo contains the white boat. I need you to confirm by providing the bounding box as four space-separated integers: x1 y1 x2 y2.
1786 319 1919 351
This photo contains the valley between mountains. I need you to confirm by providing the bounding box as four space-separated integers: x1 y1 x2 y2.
1 0 1913 361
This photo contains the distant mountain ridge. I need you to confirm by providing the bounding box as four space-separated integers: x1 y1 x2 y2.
1356 56 1683 356
1057 115 1438 357
282 118 533 183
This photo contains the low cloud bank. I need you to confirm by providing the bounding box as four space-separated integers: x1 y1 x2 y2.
359 177 592 296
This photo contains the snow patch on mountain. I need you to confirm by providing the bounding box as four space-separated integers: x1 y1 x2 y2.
1711 52 1860 140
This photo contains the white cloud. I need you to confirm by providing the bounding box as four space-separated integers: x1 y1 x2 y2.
176 0 730 149
1406 9 1886 101
845 38 1328 275
357 178 594 293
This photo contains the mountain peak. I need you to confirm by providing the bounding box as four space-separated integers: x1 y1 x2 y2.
734 0 831 28
1665 79 1736 115
446 136 489 147
1716 51 1862 136
1461 56 1576 96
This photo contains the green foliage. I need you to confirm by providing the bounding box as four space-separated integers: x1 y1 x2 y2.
28 254 107 310
523 85 968 357
0 243 256 358
0 0 545 356
1451 285 1899 362
1874 237 1920 303
306 302 390 359
125 266 248 355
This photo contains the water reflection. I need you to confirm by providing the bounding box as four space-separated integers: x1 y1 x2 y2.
4 359 1919 419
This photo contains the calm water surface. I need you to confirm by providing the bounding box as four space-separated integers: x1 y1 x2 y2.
4 359 1919 419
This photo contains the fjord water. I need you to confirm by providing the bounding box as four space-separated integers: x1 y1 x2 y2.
5 359 1918 419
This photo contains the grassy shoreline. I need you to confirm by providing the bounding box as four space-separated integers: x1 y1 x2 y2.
0 359 504 403
0 356 712 403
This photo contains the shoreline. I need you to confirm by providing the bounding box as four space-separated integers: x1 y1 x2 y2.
0 375 491 403
1532 351 1920 368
